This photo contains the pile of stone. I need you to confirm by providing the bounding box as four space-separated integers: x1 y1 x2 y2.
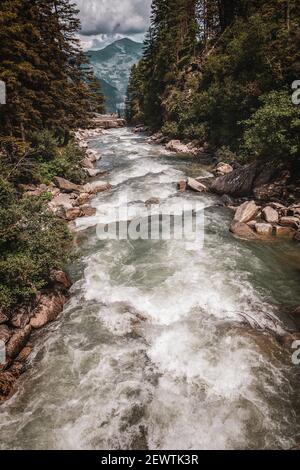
0 271 71 401
49 177 112 222
21 177 112 223
229 200 300 241
165 139 210 157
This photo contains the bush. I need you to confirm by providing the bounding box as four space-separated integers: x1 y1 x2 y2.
161 121 179 137
0 180 72 308
37 141 86 184
29 132 86 184
241 90 300 161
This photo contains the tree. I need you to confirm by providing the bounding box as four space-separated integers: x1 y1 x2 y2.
0 0 104 139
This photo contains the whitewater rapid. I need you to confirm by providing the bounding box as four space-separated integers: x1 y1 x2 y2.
0 128 299 449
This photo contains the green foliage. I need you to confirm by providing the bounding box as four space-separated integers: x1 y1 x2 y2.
0 0 104 139
0 181 72 307
161 122 180 137
36 139 86 185
127 0 300 164
242 90 300 161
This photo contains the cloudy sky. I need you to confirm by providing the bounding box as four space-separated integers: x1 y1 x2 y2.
75 0 152 50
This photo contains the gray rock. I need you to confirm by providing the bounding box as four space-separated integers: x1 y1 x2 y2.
53 177 82 194
6 325 31 359
210 162 258 197
262 206 279 224
234 201 259 224
214 162 233 177
279 216 300 229
255 223 273 236
0 325 12 344
275 225 296 238
166 140 190 154
187 177 208 193
81 157 94 169
80 205 97 217
30 292 66 329
230 222 258 240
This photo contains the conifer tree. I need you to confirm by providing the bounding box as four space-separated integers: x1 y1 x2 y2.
0 0 104 139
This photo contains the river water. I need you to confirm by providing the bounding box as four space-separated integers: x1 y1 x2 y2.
0 128 300 450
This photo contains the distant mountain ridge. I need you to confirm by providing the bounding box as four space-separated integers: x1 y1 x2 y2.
87 38 143 113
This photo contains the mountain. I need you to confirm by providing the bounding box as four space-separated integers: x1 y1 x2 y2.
87 38 143 114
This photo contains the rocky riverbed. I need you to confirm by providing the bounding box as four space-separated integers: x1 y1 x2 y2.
0 118 123 402
0 127 300 450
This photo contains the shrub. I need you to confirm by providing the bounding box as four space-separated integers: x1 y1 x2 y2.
161 121 179 137
241 90 300 161
0 183 72 308
30 132 86 184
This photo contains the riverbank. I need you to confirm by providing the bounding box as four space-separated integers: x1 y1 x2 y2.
0 117 124 402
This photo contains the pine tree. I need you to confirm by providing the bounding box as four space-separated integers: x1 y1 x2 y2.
0 0 104 139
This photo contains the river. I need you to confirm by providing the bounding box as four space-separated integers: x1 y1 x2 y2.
0 128 300 450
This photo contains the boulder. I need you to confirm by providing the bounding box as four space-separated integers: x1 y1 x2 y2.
255 223 273 236
287 204 300 217
166 140 190 154
275 226 296 238
214 162 233 177
83 182 112 195
84 168 102 178
80 205 97 217
187 177 208 193
65 207 81 221
53 177 82 194
230 222 258 240
30 292 66 329
269 202 286 210
0 325 12 344
234 201 259 224
81 157 94 169
6 325 31 359
247 220 257 229
210 162 258 197
48 193 74 213
50 270 72 289
77 192 92 206
262 206 279 224
279 216 300 229
86 150 100 162
16 345 33 363
177 180 187 192
145 197 161 207
10 308 31 329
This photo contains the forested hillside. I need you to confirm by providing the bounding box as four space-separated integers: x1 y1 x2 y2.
126 0 300 164
0 0 104 309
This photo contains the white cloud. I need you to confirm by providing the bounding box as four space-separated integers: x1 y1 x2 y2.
78 32 146 51
75 0 151 36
